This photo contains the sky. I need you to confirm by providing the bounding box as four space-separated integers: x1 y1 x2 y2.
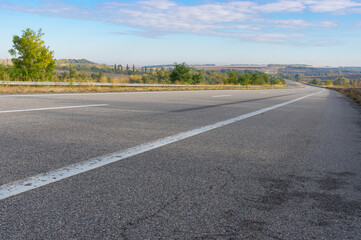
0 0 361 66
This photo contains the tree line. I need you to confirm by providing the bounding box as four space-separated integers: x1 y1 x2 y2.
121 63 285 85
1 28 285 86
56 63 146 76
309 77 361 87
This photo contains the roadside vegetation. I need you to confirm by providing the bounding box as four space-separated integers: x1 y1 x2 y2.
1 28 287 91
0 84 292 94
338 88 361 105
304 77 361 106
1 61 286 86
307 77 361 88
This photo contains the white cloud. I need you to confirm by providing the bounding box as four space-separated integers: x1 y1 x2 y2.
1 2 92 18
138 0 177 10
270 19 338 28
255 1 306 13
304 0 361 13
215 32 308 44
0 0 359 44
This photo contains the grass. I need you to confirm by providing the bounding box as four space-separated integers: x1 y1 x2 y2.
323 85 361 105
302 82 361 106
338 88 361 105
0 84 297 94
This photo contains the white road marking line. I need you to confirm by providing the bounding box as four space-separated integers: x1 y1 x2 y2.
0 92 168 98
0 90 324 200
0 104 108 114
212 95 232 98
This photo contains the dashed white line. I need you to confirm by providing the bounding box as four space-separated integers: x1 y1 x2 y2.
212 95 232 98
0 104 108 114
0 90 324 200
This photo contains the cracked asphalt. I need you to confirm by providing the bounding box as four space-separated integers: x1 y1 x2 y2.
1 85 360 239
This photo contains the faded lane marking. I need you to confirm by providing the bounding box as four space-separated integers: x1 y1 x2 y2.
0 104 108 114
0 90 324 200
212 95 232 98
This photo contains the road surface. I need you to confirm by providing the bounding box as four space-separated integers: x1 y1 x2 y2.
0 85 360 239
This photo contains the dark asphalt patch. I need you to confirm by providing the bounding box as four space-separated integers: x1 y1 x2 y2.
171 93 298 113
255 172 361 216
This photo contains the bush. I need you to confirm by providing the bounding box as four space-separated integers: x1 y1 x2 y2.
309 79 321 85
325 80 333 86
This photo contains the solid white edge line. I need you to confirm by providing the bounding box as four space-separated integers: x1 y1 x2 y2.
0 89 325 200
0 92 169 98
0 104 109 113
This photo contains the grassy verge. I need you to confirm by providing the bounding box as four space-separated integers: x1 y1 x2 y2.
337 88 361 105
324 86 361 105
0 84 296 94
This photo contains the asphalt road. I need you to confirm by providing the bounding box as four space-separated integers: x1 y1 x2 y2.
1 85 360 239
284 79 299 87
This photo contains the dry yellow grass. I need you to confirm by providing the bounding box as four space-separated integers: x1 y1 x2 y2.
325 86 361 105
339 88 361 105
0 84 297 95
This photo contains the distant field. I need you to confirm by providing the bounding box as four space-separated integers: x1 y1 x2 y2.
303 73 361 82
194 65 267 71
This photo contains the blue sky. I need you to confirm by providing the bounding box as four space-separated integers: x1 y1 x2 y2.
1 0 361 66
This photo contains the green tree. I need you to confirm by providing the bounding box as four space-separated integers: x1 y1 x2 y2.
238 73 251 85
261 73 270 84
309 79 321 85
80 71 87 80
97 71 104 82
170 62 191 83
295 73 303 81
69 66 77 79
225 71 237 84
156 70 170 83
272 78 281 85
334 77 350 86
191 72 202 84
251 73 266 85
0 64 11 82
270 77 285 85
9 28 55 81
325 80 333 86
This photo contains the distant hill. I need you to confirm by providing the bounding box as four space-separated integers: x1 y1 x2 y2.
144 64 174 68
194 65 267 71
2 58 97 66
56 59 96 65
0 59 12 65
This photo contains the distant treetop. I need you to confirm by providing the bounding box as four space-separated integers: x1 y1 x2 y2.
56 59 96 65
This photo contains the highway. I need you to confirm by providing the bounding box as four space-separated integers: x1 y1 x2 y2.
0 85 360 239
